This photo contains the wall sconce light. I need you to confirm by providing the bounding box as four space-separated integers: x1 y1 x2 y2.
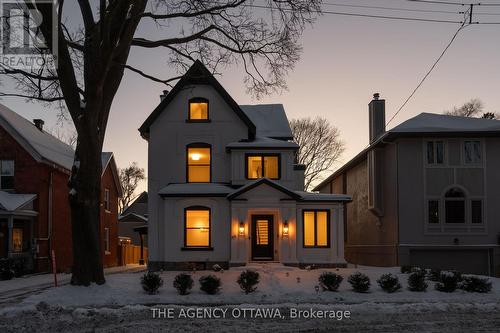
239 222 245 236
283 221 289 237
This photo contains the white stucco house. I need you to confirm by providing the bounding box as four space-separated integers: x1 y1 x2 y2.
139 61 350 270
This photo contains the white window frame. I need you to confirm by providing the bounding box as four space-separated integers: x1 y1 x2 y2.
104 188 110 212
0 160 14 190
463 140 482 165
425 141 445 165
104 227 110 254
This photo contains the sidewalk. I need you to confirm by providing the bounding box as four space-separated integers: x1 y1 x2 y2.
0 264 146 303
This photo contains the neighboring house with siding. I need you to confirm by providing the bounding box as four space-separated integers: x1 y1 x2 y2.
139 61 350 270
314 93 500 276
119 191 148 245
0 104 122 273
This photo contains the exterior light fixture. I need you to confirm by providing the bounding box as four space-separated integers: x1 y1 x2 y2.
239 222 245 236
283 221 289 237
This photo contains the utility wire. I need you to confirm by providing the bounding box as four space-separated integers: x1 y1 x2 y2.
321 1 461 14
386 20 469 126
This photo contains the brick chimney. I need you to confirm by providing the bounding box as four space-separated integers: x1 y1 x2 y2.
33 119 45 131
160 90 169 101
368 93 385 144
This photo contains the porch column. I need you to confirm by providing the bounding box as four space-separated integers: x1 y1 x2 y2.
7 216 13 257
336 205 346 263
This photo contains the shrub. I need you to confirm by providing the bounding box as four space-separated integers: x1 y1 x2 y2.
212 264 222 272
458 275 492 293
141 271 163 294
408 270 428 292
0 259 14 281
377 273 402 293
199 275 221 295
426 269 441 282
435 270 460 292
173 273 194 295
237 270 260 294
348 272 370 293
318 272 343 292
400 265 412 274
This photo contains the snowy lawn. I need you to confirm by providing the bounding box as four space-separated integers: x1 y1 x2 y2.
2 263 499 312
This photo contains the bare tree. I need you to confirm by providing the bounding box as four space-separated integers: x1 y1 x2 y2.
119 162 145 214
0 1 321 285
445 98 497 119
49 126 78 148
290 117 345 191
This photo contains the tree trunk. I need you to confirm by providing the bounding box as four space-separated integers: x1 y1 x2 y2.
69 121 105 285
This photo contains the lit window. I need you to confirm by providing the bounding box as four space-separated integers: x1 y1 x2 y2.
444 188 465 223
185 208 210 247
12 228 23 252
464 141 481 164
187 144 211 182
104 188 110 211
188 98 209 120
426 141 444 164
0 160 14 189
104 227 110 253
303 210 329 247
247 155 279 179
428 200 439 224
471 200 482 224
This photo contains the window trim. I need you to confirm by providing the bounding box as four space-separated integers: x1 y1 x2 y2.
104 227 110 254
186 97 210 122
463 140 482 165
426 140 445 165
104 188 110 212
0 160 15 190
186 143 212 183
443 187 466 224
245 153 281 180
302 209 331 248
183 206 213 250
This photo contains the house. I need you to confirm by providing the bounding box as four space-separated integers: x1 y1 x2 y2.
314 94 500 276
118 191 148 246
0 103 122 273
139 61 350 270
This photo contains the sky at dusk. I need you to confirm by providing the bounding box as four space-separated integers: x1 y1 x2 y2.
2 1 500 192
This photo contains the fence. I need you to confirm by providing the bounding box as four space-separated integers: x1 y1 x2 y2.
118 243 148 266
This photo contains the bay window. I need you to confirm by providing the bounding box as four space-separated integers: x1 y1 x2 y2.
246 154 279 179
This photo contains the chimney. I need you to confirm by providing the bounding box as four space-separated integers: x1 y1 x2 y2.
160 90 169 101
33 119 45 131
368 93 385 143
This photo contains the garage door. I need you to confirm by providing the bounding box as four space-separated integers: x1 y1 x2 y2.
409 249 491 275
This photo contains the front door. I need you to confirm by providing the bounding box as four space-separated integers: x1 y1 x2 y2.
251 215 274 261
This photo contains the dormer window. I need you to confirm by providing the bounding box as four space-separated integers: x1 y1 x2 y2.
187 143 211 182
188 98 209 121
246 154 280 180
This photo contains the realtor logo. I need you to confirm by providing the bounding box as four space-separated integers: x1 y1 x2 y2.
0 0 58 69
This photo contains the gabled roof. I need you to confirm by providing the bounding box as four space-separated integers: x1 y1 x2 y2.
102 152 123 197
139 60 256 140
313 112 500 191
121 191 148 216
119 212 148 223
227 178 301 200
239 104 293 139
0 103 74 170
0 191 37 211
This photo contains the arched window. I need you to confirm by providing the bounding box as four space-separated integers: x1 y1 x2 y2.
184 206 211 248
186 143 211 183
188 97 209 121
444 187 465 224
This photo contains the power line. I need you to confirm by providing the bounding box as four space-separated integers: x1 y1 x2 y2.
386 21 469 126
406 0 468 5
322 1 461 14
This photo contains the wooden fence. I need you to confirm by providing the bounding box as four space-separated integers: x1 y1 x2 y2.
118 244 148 266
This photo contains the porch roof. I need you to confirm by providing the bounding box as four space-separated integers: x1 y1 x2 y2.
226 136 299 150
0 191 37 212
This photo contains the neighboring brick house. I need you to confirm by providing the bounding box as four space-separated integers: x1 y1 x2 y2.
314 94 500 277
0 103 122 273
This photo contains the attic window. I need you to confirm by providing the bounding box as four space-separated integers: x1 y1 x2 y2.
188 98 209 121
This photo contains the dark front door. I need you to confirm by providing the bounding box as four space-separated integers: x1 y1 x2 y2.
251 215 274 261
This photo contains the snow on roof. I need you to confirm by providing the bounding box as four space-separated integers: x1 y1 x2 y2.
0 103 75 170
0 103 116 173
239 104 293 139
295 191 351 202
159 183 234 196
0 191 37 211
390 112 500 133
226 136 299 149
119 212 148 223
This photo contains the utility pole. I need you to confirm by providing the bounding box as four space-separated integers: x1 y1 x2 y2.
469 4 473 25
